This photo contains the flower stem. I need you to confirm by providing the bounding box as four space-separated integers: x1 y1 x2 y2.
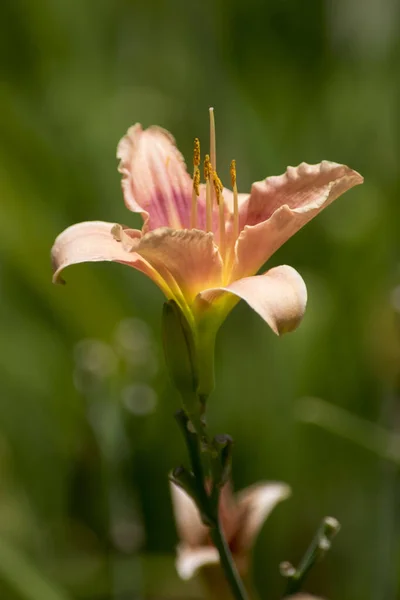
210 520 249 600
175 409 249 600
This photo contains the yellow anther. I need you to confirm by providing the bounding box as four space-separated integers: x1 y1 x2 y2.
193 168 200 196
212 170 223 204
230 159 237 187
193 137 200 167
204 154 211 180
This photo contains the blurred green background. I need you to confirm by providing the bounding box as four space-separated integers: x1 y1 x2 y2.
1 0 400 599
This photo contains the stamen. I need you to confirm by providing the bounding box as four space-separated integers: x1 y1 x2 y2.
212 170 223 204
230 159 239 240
193 168 200 196
193 137 201 167
191 138 201 229
204 154 212 232
209 108 216 170
212 170 225 258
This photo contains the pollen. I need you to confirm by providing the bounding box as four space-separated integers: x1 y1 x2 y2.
212 170 223 204
204 154 211 180
193 168 200 196
193 137 201 167
230 159 236 187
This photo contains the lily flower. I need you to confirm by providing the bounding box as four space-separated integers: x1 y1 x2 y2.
52 109 363 378
170 479 291 580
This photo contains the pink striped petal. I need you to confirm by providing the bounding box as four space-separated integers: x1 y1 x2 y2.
117 125 193 231
234 162 363 279
198 266 307 336
51 221 173 298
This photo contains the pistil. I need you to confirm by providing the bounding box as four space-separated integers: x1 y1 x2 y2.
209 107 216 170
230 159 239 240
191 138 200 229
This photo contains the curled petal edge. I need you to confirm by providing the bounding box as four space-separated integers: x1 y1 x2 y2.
197 265 308 336
50 221 174 299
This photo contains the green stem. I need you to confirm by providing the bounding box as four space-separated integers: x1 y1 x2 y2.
175 409 248 600
282 516 340 596
210 520 249 600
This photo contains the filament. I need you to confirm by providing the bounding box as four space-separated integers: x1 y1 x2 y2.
230 159 239 240
191 138 200 228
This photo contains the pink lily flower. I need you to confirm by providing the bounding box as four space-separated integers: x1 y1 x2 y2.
170 479 291 580
52 109 363 339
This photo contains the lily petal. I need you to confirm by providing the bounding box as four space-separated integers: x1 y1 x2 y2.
51 221 172 298
234 482 291 552
117 125 192 231
132 228 223 306
170 482 207 548
234 162 363 278
176 544 219 580
197 265 307 335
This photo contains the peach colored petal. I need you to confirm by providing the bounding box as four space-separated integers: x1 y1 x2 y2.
234 482 291 552
170 482 207 548
131 228 223 306
117 125 192 231
240 161 363 227
176 544 219 580
51 221 173 298
234 162 363 278
197 266 307 336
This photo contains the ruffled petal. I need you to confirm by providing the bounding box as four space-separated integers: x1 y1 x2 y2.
234 482 291 552
176 544 219 580
131 228 223 306
197 266 307 335
234 162 363 278
170 482 207 548
240 161 363 227
51 221 172 298
117 125 192 231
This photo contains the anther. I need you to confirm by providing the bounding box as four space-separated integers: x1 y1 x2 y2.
212 171 223 205
230 159 237 187
193 169 200 197
193 137 201 167
204 154 211 180
191 138 201 229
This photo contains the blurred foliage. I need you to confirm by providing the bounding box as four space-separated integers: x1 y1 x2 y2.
1 0 400 599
